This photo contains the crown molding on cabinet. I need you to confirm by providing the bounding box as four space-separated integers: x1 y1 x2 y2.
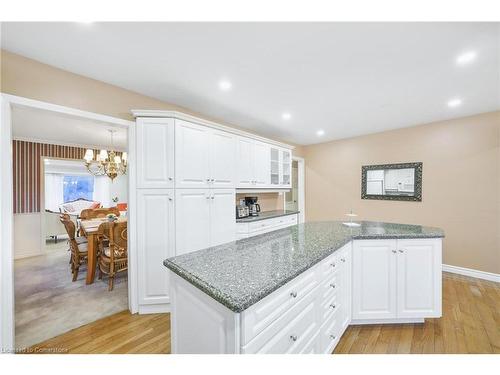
131 110 294 150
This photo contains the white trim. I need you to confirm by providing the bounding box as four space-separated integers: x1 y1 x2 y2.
138 303 171 314
127 119 138 314
0 95 15 352
351 318 424 325
293 156 305 224
443 264 500 283
131 109 294 150
0 93 138 350
4 94 133 128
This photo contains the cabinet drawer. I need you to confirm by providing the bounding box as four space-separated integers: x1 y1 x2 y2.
241 264 319 345
318 291 340 324
242 288 318 354
248 218 276 232
272 214 297 227
319 311 341 354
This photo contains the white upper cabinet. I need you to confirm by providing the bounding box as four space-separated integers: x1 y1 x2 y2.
137 189 175 306
396 239 442 318
175 188 236 256
281 149 292 188
136 117 175 188
253 141 271 187
236 137 272 188
176 120 236 189
175 120 211 188
210 130 237 188
352 240 398 320
236 137 256 187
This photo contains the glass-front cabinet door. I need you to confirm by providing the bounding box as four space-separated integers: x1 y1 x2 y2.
281 149 291 187
270 147 280 185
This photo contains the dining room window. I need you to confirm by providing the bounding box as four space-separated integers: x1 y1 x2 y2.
63 175 94 202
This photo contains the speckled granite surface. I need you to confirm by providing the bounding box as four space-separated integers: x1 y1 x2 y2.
236 209 299 223
164 221 444 313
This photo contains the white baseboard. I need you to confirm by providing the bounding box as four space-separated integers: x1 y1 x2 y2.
443 264 500 283
138 303 170 314
350 318 424 325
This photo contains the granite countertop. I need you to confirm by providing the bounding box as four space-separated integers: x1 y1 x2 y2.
164 221 444 313
236 209 299 223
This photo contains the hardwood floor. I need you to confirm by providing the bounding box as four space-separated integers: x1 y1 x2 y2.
27 310 170 354
334 272 500 354
28 272 498 354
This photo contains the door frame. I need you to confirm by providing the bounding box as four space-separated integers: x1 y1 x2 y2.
289 156 305 223
0 93 137 351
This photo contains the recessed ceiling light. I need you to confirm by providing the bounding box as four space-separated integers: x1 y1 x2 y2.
316 129 325 136
447 98 462 108
456 51 477 65
218 80 232 91
282 113 292 120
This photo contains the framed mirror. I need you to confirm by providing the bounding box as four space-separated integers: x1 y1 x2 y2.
361 162 423 202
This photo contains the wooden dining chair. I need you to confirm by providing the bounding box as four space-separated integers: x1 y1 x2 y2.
60 214 88 281
81 207 121 220
97 221 128 291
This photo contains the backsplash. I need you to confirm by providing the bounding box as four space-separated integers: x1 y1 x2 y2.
235 193 284 212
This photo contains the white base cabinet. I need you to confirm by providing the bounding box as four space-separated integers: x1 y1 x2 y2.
352 239 442 322
169 238 442 353
137 189 175 312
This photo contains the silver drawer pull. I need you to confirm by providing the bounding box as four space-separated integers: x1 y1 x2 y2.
290 291 298 298
392 250 397 253
330 283 336 289
168 177 173 181
398 249 404 253
290 335 297 342
330 335 336 340
341 258 346 262
330 263 336 268
329 304 336 309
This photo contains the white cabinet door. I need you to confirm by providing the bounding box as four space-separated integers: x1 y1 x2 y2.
352 240 397 320
175 120 210 188
209 189 236 247
210 130 236 188
396 239 442 318
236 137 254 187
137 189 175 306
175 189 211 256
281 149 292 187
253 141 270 187
339 244 352 332
136 118 174 188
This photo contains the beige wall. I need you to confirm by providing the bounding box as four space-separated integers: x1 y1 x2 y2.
304 111 500 274
236 193 284 212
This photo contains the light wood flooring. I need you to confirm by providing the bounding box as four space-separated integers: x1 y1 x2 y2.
28 272 498 354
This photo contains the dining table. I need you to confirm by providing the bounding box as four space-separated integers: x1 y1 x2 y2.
79 216 128 284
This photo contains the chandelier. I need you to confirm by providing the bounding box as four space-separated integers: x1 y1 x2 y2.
83 129 127 181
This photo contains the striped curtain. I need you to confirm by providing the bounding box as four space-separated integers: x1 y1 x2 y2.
12 140 121 214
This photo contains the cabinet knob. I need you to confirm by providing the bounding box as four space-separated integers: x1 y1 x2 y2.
330 263 336 268
290 335 297 342
392 250 397 253
398 249 404 253
329 304 336 309
211 196 215 200
211 178 215 182
341 258 346 262
168 197 173 201
290 291 297 298
330 335 336 340
168 177 173 181
330 283 336 289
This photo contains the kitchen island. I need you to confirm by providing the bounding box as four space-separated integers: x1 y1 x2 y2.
164 221 444 354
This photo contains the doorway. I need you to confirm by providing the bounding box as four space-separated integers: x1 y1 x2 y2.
285 156 305 223
0 94 136 351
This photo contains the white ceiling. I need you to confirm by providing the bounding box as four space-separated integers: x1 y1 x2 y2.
2 22 499 145
12 105 128 150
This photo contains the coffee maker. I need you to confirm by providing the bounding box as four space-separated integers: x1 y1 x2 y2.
245 196 261 217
